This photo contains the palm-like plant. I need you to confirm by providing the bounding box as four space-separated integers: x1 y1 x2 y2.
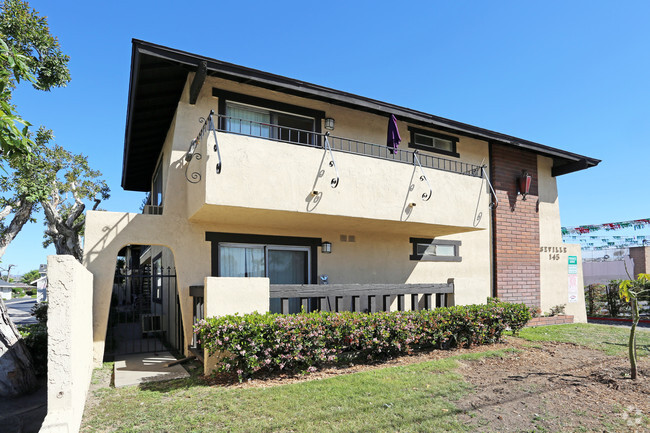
618 273 650 379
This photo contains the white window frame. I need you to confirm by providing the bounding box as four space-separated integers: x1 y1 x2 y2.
408 126 460 158
409 238 462 262
218 243 311 283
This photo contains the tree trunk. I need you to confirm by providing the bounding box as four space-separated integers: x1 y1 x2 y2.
42 197 84 262
0 200 35 259
629 298 639 380
0 299 38 397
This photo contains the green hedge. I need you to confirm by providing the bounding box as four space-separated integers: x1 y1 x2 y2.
195 301 531 380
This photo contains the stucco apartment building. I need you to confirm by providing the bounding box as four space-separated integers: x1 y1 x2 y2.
83 40 599 363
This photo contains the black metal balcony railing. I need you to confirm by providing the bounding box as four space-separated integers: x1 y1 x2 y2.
214 114 482 178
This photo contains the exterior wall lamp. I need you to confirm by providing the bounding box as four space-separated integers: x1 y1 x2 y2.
321 241 332 254
517 170 532 201
324 118 335 130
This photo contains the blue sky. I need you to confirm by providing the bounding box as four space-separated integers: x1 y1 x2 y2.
4 0 650 275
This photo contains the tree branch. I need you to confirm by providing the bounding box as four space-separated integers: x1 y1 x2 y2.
0 203 15 221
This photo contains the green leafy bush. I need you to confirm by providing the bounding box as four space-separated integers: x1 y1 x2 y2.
18 302 48 376
196 301 531 380
584 282 630 317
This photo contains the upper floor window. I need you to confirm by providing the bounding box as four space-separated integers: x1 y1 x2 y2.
214 89 324 147
225 102 316 145
408 126 460 158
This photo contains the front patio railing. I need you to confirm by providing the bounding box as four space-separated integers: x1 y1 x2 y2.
188 280 454 321
269 281 455 314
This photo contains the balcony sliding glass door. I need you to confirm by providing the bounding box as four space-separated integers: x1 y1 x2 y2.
225 102 315 145
219 243 310 313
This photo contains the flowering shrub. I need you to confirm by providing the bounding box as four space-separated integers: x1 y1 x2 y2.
195 301 531 380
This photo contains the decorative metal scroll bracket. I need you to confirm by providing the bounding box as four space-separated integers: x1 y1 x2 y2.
191 110 222 177
412 150 432 201
184 138 203 184
481 165 498 209
323 132 340 188
208 111 222 174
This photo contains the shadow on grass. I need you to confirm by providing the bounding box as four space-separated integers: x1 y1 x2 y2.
602 341 650 355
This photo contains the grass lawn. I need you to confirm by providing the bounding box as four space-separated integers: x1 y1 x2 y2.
517 323 650 356
82 349 515 433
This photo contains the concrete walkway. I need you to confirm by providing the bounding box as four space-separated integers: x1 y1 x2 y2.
114 351 189 387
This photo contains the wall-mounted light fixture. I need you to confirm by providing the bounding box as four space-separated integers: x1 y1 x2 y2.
321 241 332 254
324 118 335 130
517 170 532 201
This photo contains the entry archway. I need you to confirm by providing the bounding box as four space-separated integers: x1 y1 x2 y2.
104 245 183 360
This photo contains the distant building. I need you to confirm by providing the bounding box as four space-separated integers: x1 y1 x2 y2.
0 280 33 300
32 264 48 302
583 256 634 285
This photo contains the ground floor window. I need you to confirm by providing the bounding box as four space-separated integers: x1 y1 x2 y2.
219 243 310 283
409 237 462 262
219 243 310 314
206 232 323 314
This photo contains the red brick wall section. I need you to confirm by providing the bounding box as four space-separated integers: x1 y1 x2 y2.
526 315 574 327
491 143 540 307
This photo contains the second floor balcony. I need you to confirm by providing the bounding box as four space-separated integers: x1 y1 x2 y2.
182 113 494 236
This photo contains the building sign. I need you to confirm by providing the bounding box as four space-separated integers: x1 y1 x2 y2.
568 255 578 303
568 275 579 303
540 246 567 261
568 255 578 274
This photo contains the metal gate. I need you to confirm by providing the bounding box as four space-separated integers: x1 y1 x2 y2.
105 265 184 359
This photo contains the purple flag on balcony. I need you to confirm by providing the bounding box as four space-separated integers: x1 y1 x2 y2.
387 114 401 154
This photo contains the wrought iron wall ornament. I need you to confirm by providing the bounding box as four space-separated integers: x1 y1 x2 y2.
190 110 222 177
323 132 340 188
412 150 432 201
184 138 203 184
208 112 222 174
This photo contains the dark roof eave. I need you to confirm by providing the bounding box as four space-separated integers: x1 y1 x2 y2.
121 42 142 189
122 40 600 189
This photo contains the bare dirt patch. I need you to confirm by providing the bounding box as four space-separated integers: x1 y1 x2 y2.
457 337 650 432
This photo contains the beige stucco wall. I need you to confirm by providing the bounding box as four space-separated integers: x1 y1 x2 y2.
203 277 270 373
190 132 487 231
537 156 586 322
204 277 270 317
41 255 94 433
83 211 212 365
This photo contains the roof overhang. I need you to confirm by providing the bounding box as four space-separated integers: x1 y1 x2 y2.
122 40 601 191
